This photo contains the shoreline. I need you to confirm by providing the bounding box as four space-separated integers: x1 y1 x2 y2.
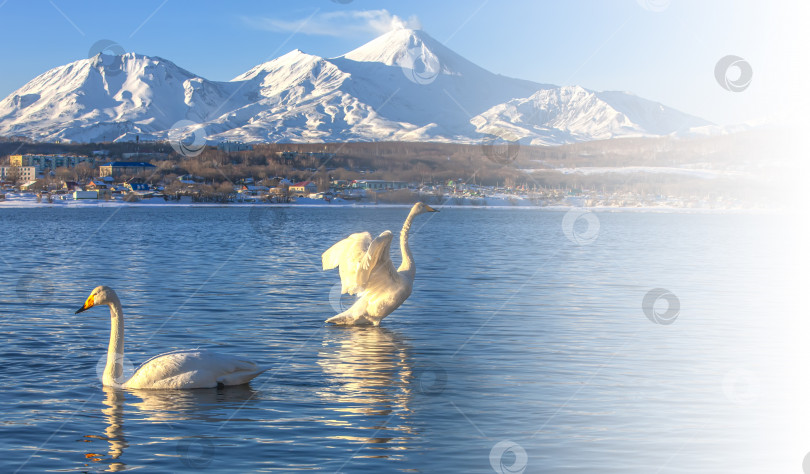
0 194 782 214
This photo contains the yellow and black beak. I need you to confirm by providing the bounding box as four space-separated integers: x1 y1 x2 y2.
75 294 95 314
425 205 439 212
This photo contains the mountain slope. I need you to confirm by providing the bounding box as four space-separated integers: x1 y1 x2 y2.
0 28 711 145
471 86 711 145
0 53 251 142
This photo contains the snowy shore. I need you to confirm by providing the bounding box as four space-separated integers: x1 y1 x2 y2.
0 192 774 213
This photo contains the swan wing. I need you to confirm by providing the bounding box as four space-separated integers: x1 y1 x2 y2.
357 231 398 292
123 349 265 389
322 231 372 294
322 230 399 295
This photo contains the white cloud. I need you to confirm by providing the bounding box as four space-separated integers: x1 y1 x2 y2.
242 9 421 37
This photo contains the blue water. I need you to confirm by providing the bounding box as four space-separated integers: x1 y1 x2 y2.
0 206 802 472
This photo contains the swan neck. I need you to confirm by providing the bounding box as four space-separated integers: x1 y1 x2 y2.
104 297 125 387
398 209 416 275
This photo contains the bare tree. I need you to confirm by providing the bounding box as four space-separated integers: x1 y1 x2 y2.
54 166 76 182
75 162 94 181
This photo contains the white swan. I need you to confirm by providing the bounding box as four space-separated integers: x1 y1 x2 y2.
322 202 438 326
76 286 266 389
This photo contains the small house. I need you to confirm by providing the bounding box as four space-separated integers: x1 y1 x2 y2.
124 183 150 192
86 180 108 191
289 181 318 196
239 185 270 196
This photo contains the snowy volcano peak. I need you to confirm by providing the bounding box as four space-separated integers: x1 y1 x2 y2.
343 28 434 64
341 28 476 77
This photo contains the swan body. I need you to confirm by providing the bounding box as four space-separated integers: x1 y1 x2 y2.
76 286 266 389
322 202 438 326
121 349 264 389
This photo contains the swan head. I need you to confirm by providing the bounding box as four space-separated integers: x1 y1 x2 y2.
412 202 439 215
76 286 117 314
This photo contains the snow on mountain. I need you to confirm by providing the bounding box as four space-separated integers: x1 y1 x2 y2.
0 28 711 145
471 86 711 145
0 53 249 142
594 91 711 136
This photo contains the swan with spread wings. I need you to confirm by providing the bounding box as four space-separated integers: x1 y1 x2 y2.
322 202 438 326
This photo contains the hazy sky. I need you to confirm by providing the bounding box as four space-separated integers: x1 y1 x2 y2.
0 0 806 125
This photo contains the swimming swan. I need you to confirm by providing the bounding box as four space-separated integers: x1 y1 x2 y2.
322 202 438 326
76 286 266 389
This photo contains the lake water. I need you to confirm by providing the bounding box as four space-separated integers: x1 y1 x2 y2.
0 206 806 473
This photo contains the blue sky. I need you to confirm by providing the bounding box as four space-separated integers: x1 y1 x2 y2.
0 0 806 125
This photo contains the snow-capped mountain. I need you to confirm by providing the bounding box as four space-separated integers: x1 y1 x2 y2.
0 53 253 142
0 28 710 144
470 86 710 145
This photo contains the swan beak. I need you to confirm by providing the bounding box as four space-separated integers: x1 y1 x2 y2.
75 295 95 314
425 205 439 212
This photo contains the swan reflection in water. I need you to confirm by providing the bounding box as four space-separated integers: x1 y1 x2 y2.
83 385 258 470
83 387 127 472
127 383 258 423
317 326 417 455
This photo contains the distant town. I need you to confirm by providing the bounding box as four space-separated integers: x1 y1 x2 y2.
0 149 571 207
0 133 780 209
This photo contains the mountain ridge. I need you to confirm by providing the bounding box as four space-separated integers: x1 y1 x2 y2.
0 28 712 145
